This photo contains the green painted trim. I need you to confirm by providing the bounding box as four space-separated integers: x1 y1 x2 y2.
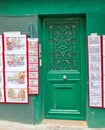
0 0 105 16
33 15 45 124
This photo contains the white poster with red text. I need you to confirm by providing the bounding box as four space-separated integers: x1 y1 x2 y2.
28 38 39 94
88 35 102 108
0 35 5 103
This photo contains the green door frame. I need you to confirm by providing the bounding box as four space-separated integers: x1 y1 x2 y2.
36 14 88 123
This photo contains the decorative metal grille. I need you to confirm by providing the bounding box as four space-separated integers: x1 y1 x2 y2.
48 23 78 71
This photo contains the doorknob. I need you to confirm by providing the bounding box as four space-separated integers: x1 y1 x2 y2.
63 75 67 80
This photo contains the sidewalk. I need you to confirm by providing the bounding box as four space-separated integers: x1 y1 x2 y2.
0 120 104 130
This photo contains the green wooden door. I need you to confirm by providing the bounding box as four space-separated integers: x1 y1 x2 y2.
43 16 86 120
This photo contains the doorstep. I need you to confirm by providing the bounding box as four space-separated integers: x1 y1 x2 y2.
42 119 87 128
0 119 104 130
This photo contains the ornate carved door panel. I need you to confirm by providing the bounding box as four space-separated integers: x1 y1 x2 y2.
43 17 86 120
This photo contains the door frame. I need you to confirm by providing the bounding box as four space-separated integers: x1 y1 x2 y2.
38 14 88 120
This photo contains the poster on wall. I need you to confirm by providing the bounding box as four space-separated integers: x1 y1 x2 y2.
28 38 39 94
3 32 28 103
0 35 5 103
0 32 40 103
4 33 26 54
5 54 27 71
0 71 5 103
102 36 105 108
88 34 102 107
0 35 3 53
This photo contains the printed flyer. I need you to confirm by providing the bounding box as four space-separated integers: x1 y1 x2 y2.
0 72 5 103
102 36 105 108
88 34 102 107
5 71 27 87
6 88 28 103
0 35 5 103
0 88 5 103
28 38 39 94
4 32 26 54
5 54 27 71
0 35 2 53
4 32 28 103
0 32 39 103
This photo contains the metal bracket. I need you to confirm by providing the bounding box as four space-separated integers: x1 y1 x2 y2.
39 44 41 58
39 44 42 66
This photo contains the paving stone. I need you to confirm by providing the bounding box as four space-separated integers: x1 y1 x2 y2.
60 128 86 130
1 120 105 130
60 126 72 130
44 125 54 130
35 126 45 130
0 127 8 130
53 125 61 130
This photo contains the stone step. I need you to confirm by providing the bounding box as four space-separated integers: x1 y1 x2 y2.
42 119 87 128
0 120 104 130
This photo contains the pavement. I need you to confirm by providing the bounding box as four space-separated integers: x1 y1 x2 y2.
0 120 105 130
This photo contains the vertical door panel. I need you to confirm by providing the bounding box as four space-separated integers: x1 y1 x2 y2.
43 17 86 120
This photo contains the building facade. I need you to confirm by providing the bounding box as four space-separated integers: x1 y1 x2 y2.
0 0 105 128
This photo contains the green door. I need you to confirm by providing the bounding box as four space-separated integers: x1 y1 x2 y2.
43 16 86 120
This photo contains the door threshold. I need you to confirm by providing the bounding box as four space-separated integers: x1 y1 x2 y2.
41 119 87 128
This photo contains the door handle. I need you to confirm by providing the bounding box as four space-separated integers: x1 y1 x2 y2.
63 75 67 80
